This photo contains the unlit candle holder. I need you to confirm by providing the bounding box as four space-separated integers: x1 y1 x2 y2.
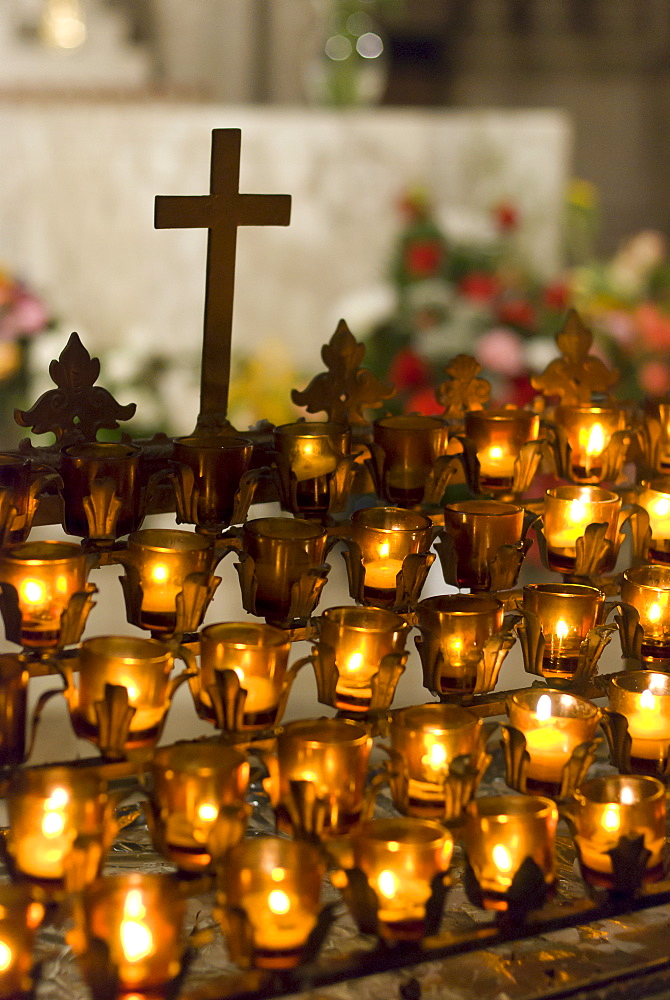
436 501 536 593
0 454 60 547
273 420 357 518
171 433 260 534
367 414 460 508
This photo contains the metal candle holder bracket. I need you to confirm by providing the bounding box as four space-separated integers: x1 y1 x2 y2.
342 537 435 612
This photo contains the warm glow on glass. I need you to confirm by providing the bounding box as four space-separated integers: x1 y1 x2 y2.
492 843 513 873
0 941 11 973
569 500 587 522
536 694 552 722
271 867 286 882
42 810 65 838
19 579 47 606
268 890 291 915
422 741 448 770
377 870 398 899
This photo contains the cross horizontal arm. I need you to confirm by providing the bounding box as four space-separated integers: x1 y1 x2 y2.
237 193 292 227
154 195 214 230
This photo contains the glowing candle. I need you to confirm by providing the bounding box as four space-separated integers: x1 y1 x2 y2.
364 541 403 592
621 565 670 657
523 582 604 678
555 404 624 483
507 689 600 790
120 889 154 964
543 486 621 573
569 776 666 883
578 422 606 476
351 507 433 604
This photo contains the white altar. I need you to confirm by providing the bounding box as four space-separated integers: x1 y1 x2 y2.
0 102 571 433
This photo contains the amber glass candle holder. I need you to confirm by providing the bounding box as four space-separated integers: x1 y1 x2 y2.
542 486 622 575
336 817 453 943
553 404 627 484
607 671 670 775
146 740 249 870
346 506 433 609
0 540 92 652
506 689 601 796
0 886 43 999
564 775 666 889
371 415 451 507
312 605 409 714
120 528 217 635
77 873 186 994
63 635 187 755
217 837 326 970
415 594 507 696
521 583 605 680
0 453 58 546
239 517 329 624
638 479 670 563
172 434 254 531
387 704 490 820
61 441 142 544
195 621 293 731
463 795 558 911
442 499 526 591
6 765 116 885
273 421 352 516
465 408 540 494
621 565 670 659
263 717 372 839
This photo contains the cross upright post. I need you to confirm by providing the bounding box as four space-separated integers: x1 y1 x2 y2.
155 129 292 433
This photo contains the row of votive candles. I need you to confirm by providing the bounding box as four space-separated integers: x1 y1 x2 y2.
0 749 665 992
0 483 663 649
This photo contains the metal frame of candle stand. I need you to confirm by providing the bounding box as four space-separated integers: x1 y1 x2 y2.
2 128 670 1000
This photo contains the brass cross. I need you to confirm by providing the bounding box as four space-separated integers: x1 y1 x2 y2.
155 129 292 432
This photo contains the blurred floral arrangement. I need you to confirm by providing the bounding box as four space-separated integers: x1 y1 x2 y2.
0 266 52 445
362 180 670 412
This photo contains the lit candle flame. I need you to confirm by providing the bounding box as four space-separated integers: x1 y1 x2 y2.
555 619 569 639
648 602 662 623
620 786 635 805
640 689 656 711
536 693 552 722
0 941 12 973
601 806 620 832
489 446 503 460
422 741 448 771
492 844 513 873
268 889 290 915
568 499 587 523
377 870 397 898
120 889 153 963
150 563 169 584
19 579 47 606
346 652 363 674
378 542 390 560
652 497 670 518
271 867 286 882
197 802 218 823
583 423 606 457
42 786 69 838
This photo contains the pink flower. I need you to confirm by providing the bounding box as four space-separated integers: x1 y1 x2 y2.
639 359 670 396
0 291 49 340
476 327 525 378
634 303 670 351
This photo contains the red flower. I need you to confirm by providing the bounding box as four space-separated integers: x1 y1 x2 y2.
543 281 570 311
389 348 431 391
404 240 443 278
459 271 500 303
493 201 519 233
635 303 670 351
407 386 443 416
497 298 537 331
